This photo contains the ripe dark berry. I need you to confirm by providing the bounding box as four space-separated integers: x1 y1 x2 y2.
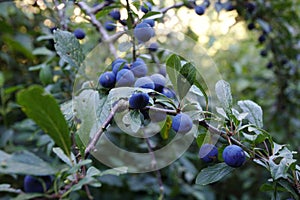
247 23 255 30
112 58 127 67
224 2 234 11
131 59 148 77
104 21 115 31
109 10 121 20
119 19 127 26
73 28 85 40
199 144 218 163
260 49 267 57
162 87 176 99
134 23 154 42
246 2 256 14
99 71 116 88
24 175 52 193
222 145 246 168
281 58 288 65
195 5 205 15
184 0 196 9
50 27 57 34
142 19 155 27
141 2 152 13
258 34 266 43
171 113 193 134
116 69 135 87
112 61 130 74
159 66 166 77
148 42 159 52
203 0 211 8
134 76 155 90
214 2 223 12
129 93 150 109
266 61 273 69
150 74 166 92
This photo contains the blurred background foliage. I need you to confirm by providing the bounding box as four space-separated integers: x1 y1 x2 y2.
0 0 299 199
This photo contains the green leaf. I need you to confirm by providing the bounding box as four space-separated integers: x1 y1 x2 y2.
160 115 172 140
238 100 263 128
60 100 74 123
215 80 232 115
0 71 4 87
75 89 102 146
259 182 272 191
129 110 142 133
13 193 46 200
17 85 71 156
39 64 52 85
100 166 128 176
69 177 97 191
0 150 57 175
32 47 54 56
52 147 73 167
278 179 300 200
166 54 208 105
68 159 92 174
269 147 297 180
86 166 127 177
141 11 163 19
0 184 21 193
166 54 181 93
53 30 84 69
196 132 211 147
177 62 196 99
195 163 234 185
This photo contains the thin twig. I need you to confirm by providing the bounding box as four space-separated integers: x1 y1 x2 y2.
53 0 68 30
160 2 184 14
90 1 111 14
77 1 118 58
84 99 128 157
125 0 136 61
84 185 94 200
145 106 177 115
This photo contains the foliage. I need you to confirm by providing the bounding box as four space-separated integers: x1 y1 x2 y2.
0 0 299 200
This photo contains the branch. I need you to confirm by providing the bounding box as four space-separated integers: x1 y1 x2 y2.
198 120 250 152
77 1 118 58
160 2 185 14
53 0 68 30
125 0 136 61
90 1 111 14
145 105 177 115
84 99 129 156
